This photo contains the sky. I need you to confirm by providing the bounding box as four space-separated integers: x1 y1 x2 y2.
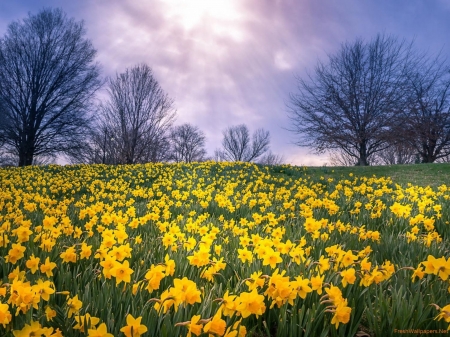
1 0 449 165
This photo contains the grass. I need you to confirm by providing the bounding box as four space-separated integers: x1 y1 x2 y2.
271 163 450 188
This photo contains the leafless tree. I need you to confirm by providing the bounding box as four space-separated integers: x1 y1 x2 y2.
168 123 207 162
98 64 176 164
397 53 450 163
0 98 7 147
218 124 270 162
67 116 119 164
288 34 413 166
436 154 450 163
258 151 284 165
0 8 101 166
372 143 417 165
328 150 356 166
213 148 225 162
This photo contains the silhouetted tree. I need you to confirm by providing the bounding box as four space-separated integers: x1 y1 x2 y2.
258 151 284 165
328 150 357 166
0 8 101 166
218 124 270 162
288 34 413 166
67 117 119 164
399 53 450 163
372 143 416 165
169 124 207 162
98 64 175 164
0 98 7 147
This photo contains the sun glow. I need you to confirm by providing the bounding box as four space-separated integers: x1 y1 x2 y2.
162 0 245 40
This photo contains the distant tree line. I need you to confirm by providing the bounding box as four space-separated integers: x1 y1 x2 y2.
288 34 450 166
6 10 447 168
0 8 281 167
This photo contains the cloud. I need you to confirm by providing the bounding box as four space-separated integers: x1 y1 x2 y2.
1 0 449 166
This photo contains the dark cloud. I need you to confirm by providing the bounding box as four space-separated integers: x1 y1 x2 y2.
1 0 449 165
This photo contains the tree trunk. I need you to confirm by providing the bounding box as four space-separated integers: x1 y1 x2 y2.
357 142 369 166
18 147 34 166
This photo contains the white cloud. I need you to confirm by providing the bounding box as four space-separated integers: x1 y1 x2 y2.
274 50 293 70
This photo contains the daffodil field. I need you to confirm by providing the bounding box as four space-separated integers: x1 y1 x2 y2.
1 162 450 337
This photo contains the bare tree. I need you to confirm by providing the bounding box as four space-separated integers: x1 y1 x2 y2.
436 154 450 163
0 98 7 148
218 124 270 162
0 8 101 166
397 53 450 163
372 143 417 165
258 151 284 165
67 117 119 164
213 148 225 162
288 34 412 166
328 150 356 166
168 123 207 162
98 64 176 164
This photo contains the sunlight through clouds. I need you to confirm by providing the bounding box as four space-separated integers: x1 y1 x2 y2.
160 0 246 41
1 0 449 166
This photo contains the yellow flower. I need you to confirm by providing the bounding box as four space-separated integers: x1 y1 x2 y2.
153 289 174 314
325 285 344 305
13 320 44 337
232 319 247 337
435 304 450 324
422 255 440 275
120 314 148 337
110 245 128 261
411 266 425 282
330 302 352 328
6 243 26 264
110 260 134 285
88 322 114 337
145 264 166 293
436 257 450 281
184 237 197 250
25 254 40 274
172 277 202 306
237 248 253 263
45 306 57 321
13 225 33 243
39 257 57 277
340 268 356 287
162 233 177 248
203 309 226 336
317 256 330 274
236 289 266 318
341 250 357 268
32 279 55 301
67 295 83 318
100 255 116 279
186 315 203 337
80 243 93 259
164 254 176 276
360 257 372 272
220 291 237 317
60 246 77 263
187 247 210 267
310 274 324 295
293 276 312 299
74 313 100 333
245 271 265 291
50 328 64 337
0 303 12 327
262 249 282 269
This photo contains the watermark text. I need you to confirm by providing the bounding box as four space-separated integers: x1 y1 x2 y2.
394 329 448 334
